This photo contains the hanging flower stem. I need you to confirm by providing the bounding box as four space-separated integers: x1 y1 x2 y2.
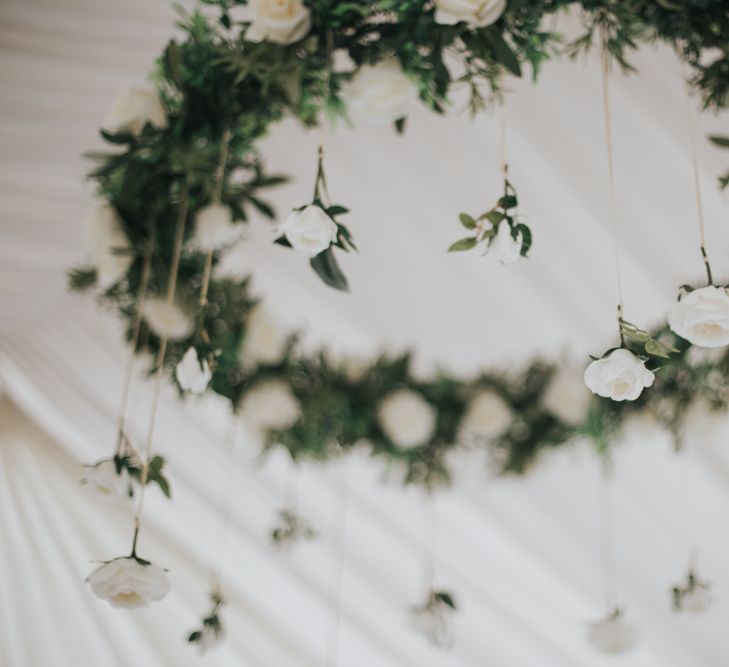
701 247 713 286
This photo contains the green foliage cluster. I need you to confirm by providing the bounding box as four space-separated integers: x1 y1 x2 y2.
72 0 729 487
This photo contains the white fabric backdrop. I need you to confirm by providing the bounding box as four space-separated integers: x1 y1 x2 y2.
2 0 729 665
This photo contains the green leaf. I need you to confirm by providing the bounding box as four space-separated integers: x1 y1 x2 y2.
310 248 349 291
485 209 504 225
645 339 676 358
394 117 406 134
248 196 275 219
709 135 729 149
498 195 518 210
326 205 349 218
489 30 522 77
100 129 136 145
516 223 532 257
448 237 478 252
68 266 98 292
274 236 292 248
459 213 477 229
435 591 457 610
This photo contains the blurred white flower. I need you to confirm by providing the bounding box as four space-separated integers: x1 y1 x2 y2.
239 379 300 440
410 589 457 649
587 609 638 655
83 458 132 500
246 0 311 45
459 389 512 442
87 557 170 609
85 203 133 288
673 571 712 613
669 286 729 348
490 221 522 265
542 366 592 426
434 0 506 27
142 298 194 340
239 306 289 367
175 347 212 394
584 348 654 402
192 203 244 251
346 58 418 124
377 389 437 449
103 86 166 136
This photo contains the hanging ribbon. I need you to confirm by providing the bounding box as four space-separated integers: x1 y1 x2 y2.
130 179 189 555
598 464 618 613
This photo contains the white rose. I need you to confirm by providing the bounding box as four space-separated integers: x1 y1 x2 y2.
84 459 132 500
584 348 655 402
239 379 300 439
87 557 170 609
85 203 133 288
459 389 512 442
192 203 244 251
681 583 712 613
279 205 338 258
239 306 289 366
103 86 166 136
490 221 522 265
142 298 194 341
346 58 418 124
586 611 638 655
246 0 311 45
542 366 593 426
175 347 212 394
434 0 507 27
377 389 436 449
668 286 729 348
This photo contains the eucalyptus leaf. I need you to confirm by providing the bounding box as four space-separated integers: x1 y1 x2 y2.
448 237 478 252
459 213 477 229
310 248 349 291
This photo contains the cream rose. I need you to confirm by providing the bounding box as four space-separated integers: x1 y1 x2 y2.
84 459 132 500
239 379 300 439
85 203 133 288
246 0 311 45
668 285 729 348
175 347 212 394
586 610 638 655
434 0 507 27
192 203 244 251
103 86 166 136
346 58 418 124
459 389 512 442
490 221 522 265
87 557 170 609
239 306 289 367
142 298 194 341
377 389 436 449
279 205 338 258
584 348 654 402
680 583 712 613
542 366 593 426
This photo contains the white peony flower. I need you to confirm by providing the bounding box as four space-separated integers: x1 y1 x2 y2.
239 306 289 367
246 0 311 45
87 557 170 609
103 86 166 136
490 221 522 265
142 298 194 341
346 58 418 124
542 366 593 426
377 389 437 449
84 203 133 288
239 379 300 439
84 458 132 500
584 348 655 402
434 0 507 27
192 203 244 252
278 205 338 258
587 610 638 655
679 584 712 613
459 389 512 442
668 286 729 348
175 347 212 394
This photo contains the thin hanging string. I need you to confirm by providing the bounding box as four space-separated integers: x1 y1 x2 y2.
600 39 626 334
676 439 699 573
212 416 241 592
598 463 618 613
198 127 232 320
325 460 351 667
114 240 154 455
683 86 713 285
284 464 301 510
422 493 438 589
130 180 189 556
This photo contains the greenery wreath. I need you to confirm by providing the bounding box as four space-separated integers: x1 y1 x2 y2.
71 0 729 489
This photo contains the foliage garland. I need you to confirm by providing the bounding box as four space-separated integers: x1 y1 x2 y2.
71 0 729 489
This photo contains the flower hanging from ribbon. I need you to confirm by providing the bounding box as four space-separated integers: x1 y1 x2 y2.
671 569 712 613
410 588 457 649
586 607 638 655
87 556 170 609
187 589 226 652
270 509 317 549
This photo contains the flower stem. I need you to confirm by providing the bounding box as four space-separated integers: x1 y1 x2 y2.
130 522 140 558
700 245 714 286
617 303 625 348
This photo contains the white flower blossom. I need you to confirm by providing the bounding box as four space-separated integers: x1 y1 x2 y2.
141 298 194 341
175 347 212 394
192 203 244 251
278 205 338 258
434 0 507 27
246 0 311 45
459 389 512 442
239 306 289 367
87 557 170 609
84 203 133 288
668 286 729 348
239 379 300 440
587 609 638 655
584 348 654 402
346 58 418 124
103 86 166 136
377 389 436 449
490 221 522 264
542 366 593 426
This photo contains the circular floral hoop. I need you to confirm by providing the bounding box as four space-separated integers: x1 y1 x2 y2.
72 0 729 488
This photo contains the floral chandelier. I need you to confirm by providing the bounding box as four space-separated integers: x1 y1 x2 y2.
71 0 729 658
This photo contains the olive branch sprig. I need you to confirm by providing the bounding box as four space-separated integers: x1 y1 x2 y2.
448 176 531 257
187 589 226 651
